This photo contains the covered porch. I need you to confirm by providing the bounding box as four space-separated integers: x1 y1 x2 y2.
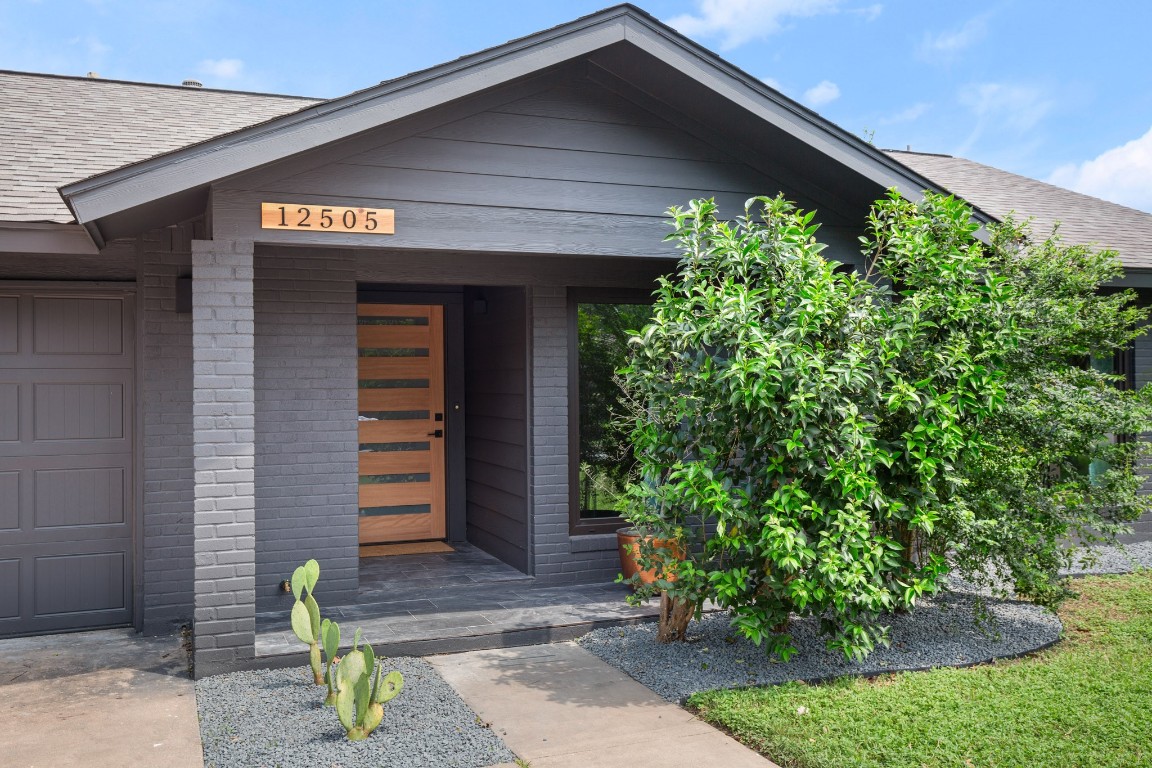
254 543 656 659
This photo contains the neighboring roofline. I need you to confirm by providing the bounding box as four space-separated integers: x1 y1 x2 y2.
60 4 991 237
886 148 1152 221
0 221 100 255
0 67 322 101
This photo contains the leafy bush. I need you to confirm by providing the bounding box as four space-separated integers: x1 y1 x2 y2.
621 191 1152 660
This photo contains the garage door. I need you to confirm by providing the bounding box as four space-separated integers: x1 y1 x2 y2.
0 287 134 637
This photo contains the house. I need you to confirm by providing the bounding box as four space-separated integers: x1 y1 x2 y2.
1 5 1148 676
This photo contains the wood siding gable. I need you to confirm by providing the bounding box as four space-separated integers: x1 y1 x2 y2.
213 76 861 260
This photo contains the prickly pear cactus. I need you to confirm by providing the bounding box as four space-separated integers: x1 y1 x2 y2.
289 559 324 684
332 635 405 741
321 618 341 706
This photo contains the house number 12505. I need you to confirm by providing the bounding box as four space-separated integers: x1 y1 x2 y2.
260 202 395 234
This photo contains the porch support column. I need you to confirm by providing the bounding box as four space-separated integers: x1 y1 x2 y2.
191 238 256 676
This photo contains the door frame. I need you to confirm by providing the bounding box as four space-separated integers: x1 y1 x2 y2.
357 286 466 543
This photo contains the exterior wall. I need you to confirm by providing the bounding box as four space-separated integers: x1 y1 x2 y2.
253 249 359 610
463 286 529 572
213 74 865 264
139 223 198 633
528 286 620 584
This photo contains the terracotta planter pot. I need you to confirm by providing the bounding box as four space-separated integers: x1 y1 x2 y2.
617 528 684 585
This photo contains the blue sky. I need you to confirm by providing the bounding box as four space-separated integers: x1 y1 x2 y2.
3 0 1150 212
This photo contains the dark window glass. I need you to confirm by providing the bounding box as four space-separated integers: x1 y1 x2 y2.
575 302 653 521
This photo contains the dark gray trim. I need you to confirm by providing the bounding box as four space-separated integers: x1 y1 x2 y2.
1110 269 1152 288
60 5 983 234
0 223 100 255
356 285 467 544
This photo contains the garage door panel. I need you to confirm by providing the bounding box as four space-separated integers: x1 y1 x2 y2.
34 551 126 616
34 382 125 441
32 296 123 356
0 286 134 638
0 472 17 530
0 383 17 441
35 467 125 528
0 296 16 354
0 560 18 619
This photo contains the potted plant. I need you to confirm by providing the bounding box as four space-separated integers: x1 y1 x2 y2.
616 525 683 586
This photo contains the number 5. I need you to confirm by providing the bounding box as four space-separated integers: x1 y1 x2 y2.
320 208 333 228
365 210 378 231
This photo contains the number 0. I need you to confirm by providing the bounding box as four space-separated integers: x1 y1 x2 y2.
343 210 357 229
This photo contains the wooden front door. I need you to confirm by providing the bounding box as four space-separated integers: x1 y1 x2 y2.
357 303 446 543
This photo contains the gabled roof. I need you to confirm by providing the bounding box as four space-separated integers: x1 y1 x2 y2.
886 150 1152 270
55 4 966 247
0 70 318 223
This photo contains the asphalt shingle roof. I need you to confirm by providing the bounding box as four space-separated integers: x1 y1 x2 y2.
886 149 1152 269
0 70 319 223
1 70 1148 271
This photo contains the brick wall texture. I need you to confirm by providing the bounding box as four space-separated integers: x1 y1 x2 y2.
191 238 257 673
253 248 359 610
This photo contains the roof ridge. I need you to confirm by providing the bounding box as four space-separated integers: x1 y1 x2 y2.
0 68 323 101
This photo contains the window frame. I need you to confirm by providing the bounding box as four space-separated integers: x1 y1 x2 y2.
567 288 655 535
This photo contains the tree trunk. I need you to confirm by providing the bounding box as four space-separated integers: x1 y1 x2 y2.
656 591 694 643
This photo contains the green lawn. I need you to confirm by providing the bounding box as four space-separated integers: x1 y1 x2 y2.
688 571 1152 768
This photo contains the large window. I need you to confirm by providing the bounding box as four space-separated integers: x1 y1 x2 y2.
568 291 654 534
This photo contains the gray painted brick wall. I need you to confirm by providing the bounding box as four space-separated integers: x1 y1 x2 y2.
528 286 622 585
254 248 359 610
191 238 257 674
139 224 197 634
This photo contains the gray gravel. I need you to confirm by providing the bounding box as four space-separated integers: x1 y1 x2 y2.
578 589 1061 703
196 657 515 768
1063 540 1152 575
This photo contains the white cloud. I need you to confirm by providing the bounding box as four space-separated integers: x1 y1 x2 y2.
803 80 840 107
761 76 783 91
198 57 244 80
880 102 931 125
955 82 1053 157
919 14 990 59
667 0 842 50
959 82 1052 133
852 3 883 21
1048 126 1152 213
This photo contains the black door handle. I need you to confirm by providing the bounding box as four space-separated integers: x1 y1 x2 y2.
427 429 444 438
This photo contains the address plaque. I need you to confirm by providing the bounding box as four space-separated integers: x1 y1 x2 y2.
260 202 395 234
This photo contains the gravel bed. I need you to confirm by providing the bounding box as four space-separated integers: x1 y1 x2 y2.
578 590 1061 703
1063 540 1152 575
196 657 515 768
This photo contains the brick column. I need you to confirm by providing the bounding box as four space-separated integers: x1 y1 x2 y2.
191 239 256 676
529 286 570 581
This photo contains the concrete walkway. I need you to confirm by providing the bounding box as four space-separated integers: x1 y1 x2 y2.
0 628 203 768
431 642 780 768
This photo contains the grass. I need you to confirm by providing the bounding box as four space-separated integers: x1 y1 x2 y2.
688 571 1152 768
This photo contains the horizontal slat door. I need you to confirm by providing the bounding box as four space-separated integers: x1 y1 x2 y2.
357 303 446 544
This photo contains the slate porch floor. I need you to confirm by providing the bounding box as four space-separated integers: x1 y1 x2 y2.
254 543 659 658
